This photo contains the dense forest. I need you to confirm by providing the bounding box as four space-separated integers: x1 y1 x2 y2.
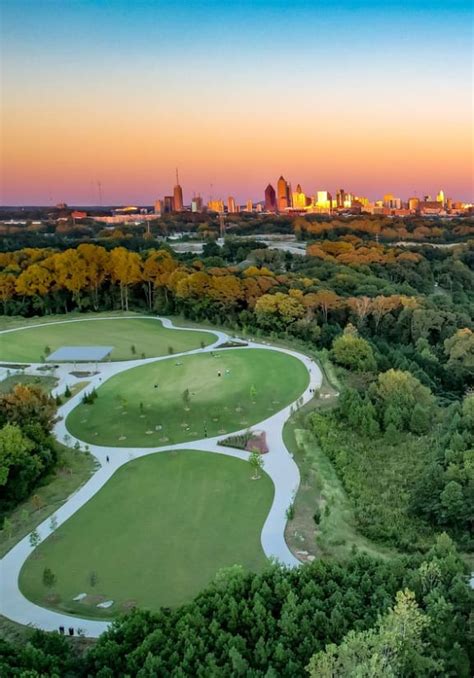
1 535 472 676
0 228 473 675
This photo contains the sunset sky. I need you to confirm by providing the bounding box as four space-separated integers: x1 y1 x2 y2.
1 0 472 205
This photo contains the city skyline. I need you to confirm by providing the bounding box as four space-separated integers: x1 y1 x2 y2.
1 0 472 205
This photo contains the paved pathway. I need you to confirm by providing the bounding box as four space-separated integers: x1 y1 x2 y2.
0 316 321 637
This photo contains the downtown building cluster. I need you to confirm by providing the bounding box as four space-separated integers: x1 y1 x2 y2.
152 174 471 218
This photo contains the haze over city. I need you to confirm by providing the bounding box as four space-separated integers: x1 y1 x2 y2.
1 0 472 205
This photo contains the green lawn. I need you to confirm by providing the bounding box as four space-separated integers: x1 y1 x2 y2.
19 451 274 617
66 348 309 447
0 317 215 362
0 374 58 394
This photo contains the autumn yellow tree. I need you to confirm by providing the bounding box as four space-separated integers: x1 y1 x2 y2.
142 249 177 309
77 244 110 310
54 249 89 308
0 273 17 313
109 247 142 311
15 264 54 309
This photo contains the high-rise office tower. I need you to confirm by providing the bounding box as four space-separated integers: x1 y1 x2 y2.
154 199 163 214
264 184 277 212
173 169 184 211
292 183 307 209
246 199 253 212
163 196 175 213
436 189 445 206
228 196 238 213
277 175 290 211
336 188 345 208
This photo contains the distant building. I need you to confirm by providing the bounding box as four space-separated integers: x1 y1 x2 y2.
228 196 238 213
113 206 139 215
408 197 419 211
245 199 253 212
315 191 333 211
336 188 345 208
163 196 175 213
292 184 307 210
436 189 445 206
264 184 277 212
173 170 184 211
418 201 445 216
277 175 291 211
71 210 87 219
154 199 163 214
191 195 203 213
383 193 402 210
208 199 224 212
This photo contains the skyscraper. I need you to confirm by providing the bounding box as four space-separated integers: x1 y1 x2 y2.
228 196 238 213
245 199 253 212
336 188 345 208
277 175 290 212
264 184 277 212
292 183 307 210
163 196 175 213
173 169 184 211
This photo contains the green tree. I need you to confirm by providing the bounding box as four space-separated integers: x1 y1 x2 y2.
249 450 264 479
440 480 464 524
29 528 41 548
42 567 56 588
331 332 376 372
0 423 32 486
182 388 190 408
307 590 439 677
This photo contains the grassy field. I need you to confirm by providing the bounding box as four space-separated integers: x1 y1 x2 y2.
0 374 58 393
19 451 274 617
67 348 309 447
0 316 215 362
0 444 97 558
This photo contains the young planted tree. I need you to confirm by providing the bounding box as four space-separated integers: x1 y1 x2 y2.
182 389 190 409
42 567 56 588
249 449 264 480
29 528 41 548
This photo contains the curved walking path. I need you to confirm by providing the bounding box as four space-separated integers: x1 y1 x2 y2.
0 316 321 637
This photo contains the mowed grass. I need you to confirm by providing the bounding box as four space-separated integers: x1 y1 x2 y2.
19 451 274 617
0 317 215 362
67 348 309 447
